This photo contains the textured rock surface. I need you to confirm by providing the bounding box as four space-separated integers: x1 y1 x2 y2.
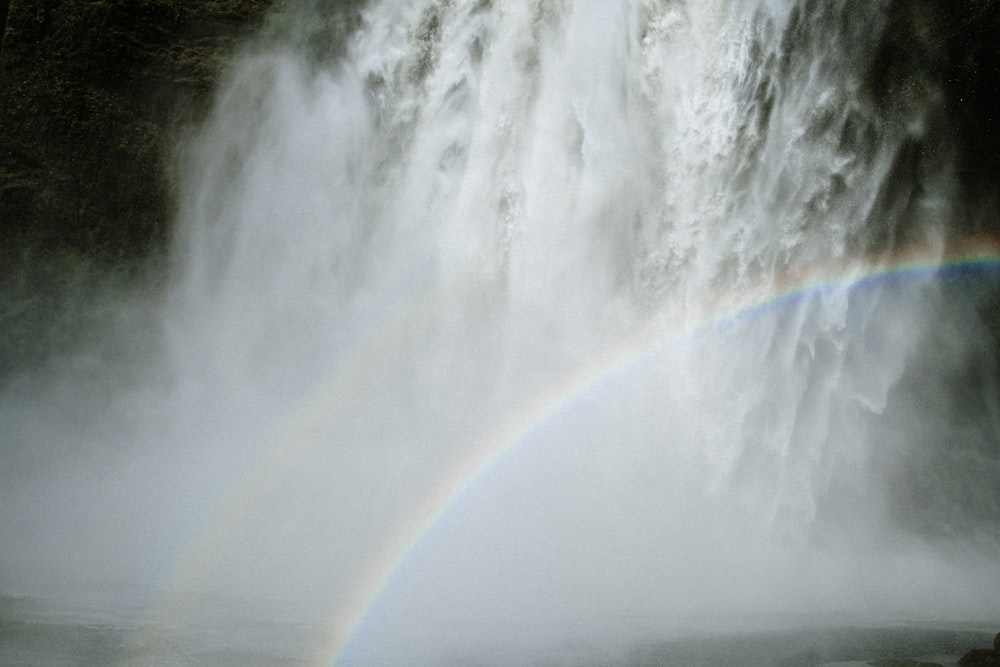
0 0 272 369
959 648 1000 666
0 0 272 264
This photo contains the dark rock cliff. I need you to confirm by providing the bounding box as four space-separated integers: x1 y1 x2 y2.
0 0 272 370
0 0 273 265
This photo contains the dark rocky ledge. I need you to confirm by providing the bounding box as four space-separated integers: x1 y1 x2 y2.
956 632 1000 666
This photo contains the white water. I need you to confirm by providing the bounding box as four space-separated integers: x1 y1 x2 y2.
2 0 1000 664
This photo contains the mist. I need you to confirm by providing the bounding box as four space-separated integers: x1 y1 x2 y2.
2 0 999 664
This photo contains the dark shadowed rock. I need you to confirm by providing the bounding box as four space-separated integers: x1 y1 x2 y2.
959 648 1000 666
0 0 274 269
0 0 273 371
957 630 1000 666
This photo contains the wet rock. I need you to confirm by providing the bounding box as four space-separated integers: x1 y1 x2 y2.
958 648 1000 666
0 0 274 268
0 0 272 372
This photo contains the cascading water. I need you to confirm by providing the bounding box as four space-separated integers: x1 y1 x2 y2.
2 0 999 665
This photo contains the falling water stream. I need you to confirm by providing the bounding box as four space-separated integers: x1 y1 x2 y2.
2 0 999 665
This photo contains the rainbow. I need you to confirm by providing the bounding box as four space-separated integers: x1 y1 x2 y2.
312 239 1000 666
128 238 1000 666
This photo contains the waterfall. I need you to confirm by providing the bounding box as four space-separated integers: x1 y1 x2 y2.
2 0 999 664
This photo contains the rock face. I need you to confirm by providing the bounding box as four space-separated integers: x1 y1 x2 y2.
0 0 272 265
959 648 1000 666
0 0 272 369
957 632 1000 667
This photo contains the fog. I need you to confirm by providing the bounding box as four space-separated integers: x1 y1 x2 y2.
2 0 999 665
